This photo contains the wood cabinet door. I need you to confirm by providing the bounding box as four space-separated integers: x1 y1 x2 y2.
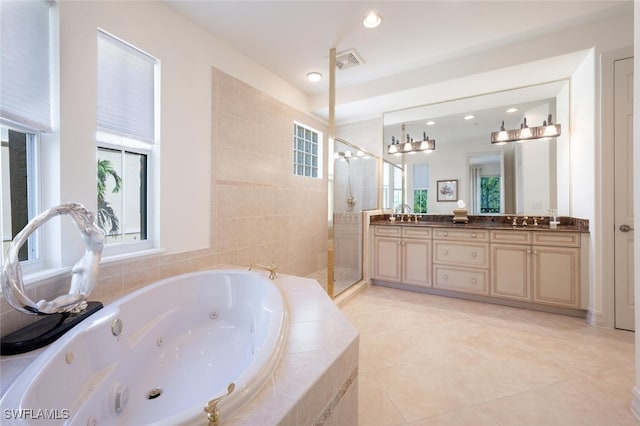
532 246 580 307
373 237 401 282
491 244 531 301
402 239 431 286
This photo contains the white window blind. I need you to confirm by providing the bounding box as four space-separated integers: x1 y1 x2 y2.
97 31 156 143
413 164 429 188
0 0 52 132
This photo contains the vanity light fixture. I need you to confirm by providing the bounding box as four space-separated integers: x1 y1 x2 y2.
538 114 561 138
491 114 562 144
518 117 533 140
464 114 475 120
506 107 519 113
306 71 323 82
491 121 509 145
388 132 436 155
426 120 436 126
362 11 383 28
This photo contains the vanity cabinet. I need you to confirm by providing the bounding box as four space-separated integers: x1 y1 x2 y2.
371 223 587 313
373 226 431 286
491 230 581 308
432 228 490 295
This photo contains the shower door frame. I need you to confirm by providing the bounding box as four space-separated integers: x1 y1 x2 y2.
327 137 381 298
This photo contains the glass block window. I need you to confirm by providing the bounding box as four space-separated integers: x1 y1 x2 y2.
293 122 322 178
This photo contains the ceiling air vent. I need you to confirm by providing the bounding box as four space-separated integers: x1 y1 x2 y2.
335 49 364 70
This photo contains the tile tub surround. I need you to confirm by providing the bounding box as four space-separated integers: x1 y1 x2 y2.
1 268 359 425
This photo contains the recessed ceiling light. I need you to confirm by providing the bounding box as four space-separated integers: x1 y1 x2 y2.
426 120 436 126
306 72 323 82
507 107 518 113
464 115 475 120
362 11 382 29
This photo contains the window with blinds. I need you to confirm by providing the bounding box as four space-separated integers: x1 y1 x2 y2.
413 164 429 213
97 31 157 251
97 31 157 143
0 0 52 132
0 0 52 270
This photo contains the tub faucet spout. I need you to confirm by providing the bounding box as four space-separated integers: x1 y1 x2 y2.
248 262 278 280
204 382 235 426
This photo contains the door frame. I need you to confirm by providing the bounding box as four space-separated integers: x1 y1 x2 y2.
598 47 634 328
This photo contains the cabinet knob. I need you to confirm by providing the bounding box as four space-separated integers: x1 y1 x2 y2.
443 274 448 280
443 250 448 255
472 233 477 238
471 278 477 284
471 252 477 258
443 232 448 236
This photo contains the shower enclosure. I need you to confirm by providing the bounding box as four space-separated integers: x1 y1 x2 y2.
331 139 378 296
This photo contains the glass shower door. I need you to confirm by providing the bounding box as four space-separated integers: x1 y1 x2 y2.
332 139 378 296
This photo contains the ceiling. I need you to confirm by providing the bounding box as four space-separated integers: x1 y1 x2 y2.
165 1 631 123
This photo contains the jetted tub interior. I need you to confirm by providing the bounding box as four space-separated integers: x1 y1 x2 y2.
0 269 288 425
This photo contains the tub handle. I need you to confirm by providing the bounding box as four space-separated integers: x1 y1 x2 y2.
204 382 235 426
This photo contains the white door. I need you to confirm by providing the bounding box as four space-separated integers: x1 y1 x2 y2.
614 57 635 331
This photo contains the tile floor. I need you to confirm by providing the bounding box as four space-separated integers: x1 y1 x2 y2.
340 285 638 425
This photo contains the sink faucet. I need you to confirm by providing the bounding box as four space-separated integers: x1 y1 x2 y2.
248 262 278 280
394 204 412 214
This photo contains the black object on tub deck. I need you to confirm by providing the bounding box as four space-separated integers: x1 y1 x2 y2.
1 301 103 356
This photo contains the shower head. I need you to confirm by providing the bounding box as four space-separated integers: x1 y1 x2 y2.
337 151 352 163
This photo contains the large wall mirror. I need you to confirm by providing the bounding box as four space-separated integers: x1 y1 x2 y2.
382 80 570 216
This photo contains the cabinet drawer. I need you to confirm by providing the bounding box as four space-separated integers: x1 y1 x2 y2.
433 241 489 268
490 230 532 245
432 228 489 241
374 226 401 237
433 266 489 295
533 232 580 247
402 227 431 239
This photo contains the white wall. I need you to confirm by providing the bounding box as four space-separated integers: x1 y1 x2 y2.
556 82 571 215
336 118 384 158
56 1 310 265
633 2 640 419
570 49 598 317
518 103 553 216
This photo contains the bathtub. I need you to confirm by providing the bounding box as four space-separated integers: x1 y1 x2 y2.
0 269 288 425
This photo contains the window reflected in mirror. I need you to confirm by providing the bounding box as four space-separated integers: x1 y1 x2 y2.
382 80 570 216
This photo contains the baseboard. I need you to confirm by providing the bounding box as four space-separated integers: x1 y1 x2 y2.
587 308 614 328
372 279 588 318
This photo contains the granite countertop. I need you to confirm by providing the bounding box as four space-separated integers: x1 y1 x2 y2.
370 214 589 233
